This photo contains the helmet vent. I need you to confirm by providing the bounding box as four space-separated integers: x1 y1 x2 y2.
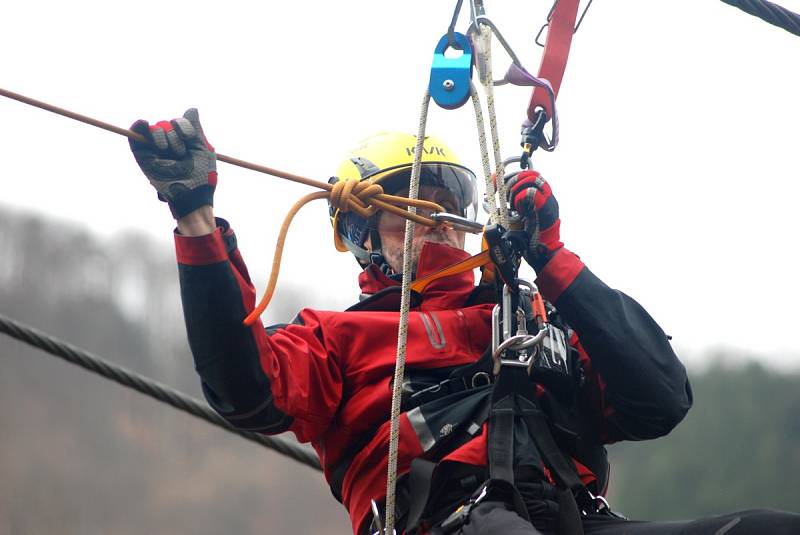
350 157 380 179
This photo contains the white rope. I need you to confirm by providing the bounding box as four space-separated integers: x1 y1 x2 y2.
470 84 498 225
382 36 506 529
476 23 510 228
384 88 431 535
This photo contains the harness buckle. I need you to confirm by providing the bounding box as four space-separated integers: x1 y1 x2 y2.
471 371 492 388
491 282 548 374
588 492 609 514
585 491 627 519
438 484 489 533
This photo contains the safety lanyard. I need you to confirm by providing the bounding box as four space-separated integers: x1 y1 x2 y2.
528 0 583 122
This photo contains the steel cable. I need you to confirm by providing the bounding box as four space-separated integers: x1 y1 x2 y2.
0 312 322 471
721 0 800 37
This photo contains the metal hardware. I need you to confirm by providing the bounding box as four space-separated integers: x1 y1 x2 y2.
469 0 486 26
409 381 443 400
370 499 385 535
491 279 549 373
499 158 528 226
574 0 595 33
491 304 501 358
515 279 536 293
502 285 513 342
429 32 473 110
492 327 548 369
471 371 492 388
520 108 550 168
468 15 524 70
535 0 595 47
439 484 490 533
592 493 611 512
429 212 485 233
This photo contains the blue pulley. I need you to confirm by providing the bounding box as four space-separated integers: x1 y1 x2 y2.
429 32 473 110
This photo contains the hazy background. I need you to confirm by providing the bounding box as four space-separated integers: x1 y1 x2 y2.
2 208 798 534
1 0 799 533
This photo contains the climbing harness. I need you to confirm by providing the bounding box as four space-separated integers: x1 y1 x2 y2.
380 0 590 530
358 215 614 534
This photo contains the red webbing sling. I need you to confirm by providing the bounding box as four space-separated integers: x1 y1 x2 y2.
527 0 582 121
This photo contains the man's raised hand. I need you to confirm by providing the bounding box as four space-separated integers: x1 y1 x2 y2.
129 108 217 219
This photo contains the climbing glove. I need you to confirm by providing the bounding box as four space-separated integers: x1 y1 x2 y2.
129 108 217 219
507 170 563 271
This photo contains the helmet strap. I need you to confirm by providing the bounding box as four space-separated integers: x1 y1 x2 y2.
368 228 394 276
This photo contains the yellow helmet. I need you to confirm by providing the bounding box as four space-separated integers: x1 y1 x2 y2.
329 132 479 268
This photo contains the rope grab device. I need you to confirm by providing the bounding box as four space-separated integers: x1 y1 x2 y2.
380 1 587 530
370 0 800 532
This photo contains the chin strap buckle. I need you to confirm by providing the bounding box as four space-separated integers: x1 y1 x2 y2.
369 251 394 276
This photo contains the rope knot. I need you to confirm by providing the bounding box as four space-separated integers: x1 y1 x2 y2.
330 179 384 218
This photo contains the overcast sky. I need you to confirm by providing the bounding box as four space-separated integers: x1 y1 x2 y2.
2 0 799 369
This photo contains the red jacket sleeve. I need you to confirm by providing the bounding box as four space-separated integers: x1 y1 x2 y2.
174 219 342 443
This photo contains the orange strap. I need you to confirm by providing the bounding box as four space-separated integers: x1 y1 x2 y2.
532 291 548 326
410 250 492 293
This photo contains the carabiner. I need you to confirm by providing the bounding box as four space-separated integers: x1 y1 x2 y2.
428 212 484 233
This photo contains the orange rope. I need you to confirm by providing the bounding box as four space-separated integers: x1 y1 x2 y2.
243 192 327 326
0 86 332 192
243 185 447 326
0 86 474 325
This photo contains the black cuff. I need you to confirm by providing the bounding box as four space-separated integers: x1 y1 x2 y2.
168 185 215 219
525 244 556 272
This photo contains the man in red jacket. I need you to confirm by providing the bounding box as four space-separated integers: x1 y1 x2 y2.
130 110 799 535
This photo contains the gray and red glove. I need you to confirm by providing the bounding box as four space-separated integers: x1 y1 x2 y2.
129 108 217 219
507 170 563 271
